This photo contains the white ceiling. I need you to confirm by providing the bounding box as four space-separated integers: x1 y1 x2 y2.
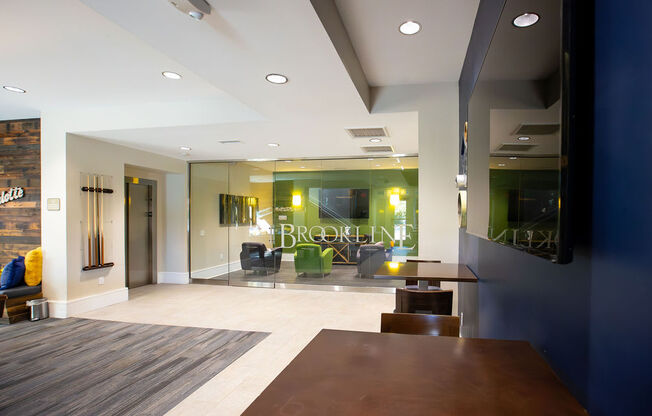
0 0 479 160
334 0 480 86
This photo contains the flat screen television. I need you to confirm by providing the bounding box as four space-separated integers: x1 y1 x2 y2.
319 188 369 219
464 0 590 264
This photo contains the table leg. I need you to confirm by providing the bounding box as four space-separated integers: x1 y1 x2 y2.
417 280 441 290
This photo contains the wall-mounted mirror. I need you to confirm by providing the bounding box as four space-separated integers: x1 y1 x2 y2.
466 0 573 263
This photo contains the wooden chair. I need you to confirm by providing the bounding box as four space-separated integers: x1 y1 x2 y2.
395 288 453 315
381 313 460 337
405 259 441 286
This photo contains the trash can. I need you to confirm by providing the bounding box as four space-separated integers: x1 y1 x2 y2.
26 298 49 321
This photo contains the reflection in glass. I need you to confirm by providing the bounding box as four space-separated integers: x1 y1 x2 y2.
466 0 563 261
189 157 418 288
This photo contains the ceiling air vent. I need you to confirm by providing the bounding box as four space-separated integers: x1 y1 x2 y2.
361 145 394 153
496 143 538 152
513 123 560 135
218 140 242 144
346 127 388 138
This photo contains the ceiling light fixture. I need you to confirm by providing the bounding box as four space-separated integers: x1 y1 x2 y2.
399 20 421 35
188 10 204 20
369 138 382 143
509 156 518 160
375 164 381 167
266 74 288 84
512 13 540 28
267 143 280 147
162 71 182 80
367 158 374 161
498 163 506 167
300 166 306 169
3 86 26 93
517 136 531 141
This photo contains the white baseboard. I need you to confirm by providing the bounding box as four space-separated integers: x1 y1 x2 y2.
49 287 129 318
157 272 189 284
191 261 241 279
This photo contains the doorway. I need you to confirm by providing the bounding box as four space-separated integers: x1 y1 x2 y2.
125 177 157 289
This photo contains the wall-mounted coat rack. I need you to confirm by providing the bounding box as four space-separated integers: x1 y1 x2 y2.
81 174 115 271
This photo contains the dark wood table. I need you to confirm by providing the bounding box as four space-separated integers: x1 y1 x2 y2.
243 329 585 415
374 261 478 288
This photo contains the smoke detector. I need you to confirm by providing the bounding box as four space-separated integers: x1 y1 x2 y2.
168 0 211 21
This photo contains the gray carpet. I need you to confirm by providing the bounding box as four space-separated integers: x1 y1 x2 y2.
0 318 268 416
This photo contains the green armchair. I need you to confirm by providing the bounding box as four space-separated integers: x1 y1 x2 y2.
294 243 333 277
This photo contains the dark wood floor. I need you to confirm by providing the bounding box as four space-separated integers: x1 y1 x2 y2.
0 318 268 416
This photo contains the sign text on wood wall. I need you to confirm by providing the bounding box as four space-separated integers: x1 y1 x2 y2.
0 187 25 205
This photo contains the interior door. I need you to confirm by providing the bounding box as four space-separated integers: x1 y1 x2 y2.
126 182 152 288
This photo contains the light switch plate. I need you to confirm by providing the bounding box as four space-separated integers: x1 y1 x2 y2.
47 198 60 211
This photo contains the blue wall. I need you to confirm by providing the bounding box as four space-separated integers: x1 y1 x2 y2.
588 0 652 414
458 0 652 414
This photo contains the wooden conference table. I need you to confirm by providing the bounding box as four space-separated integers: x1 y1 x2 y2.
243 329 585 415
374 261 478 288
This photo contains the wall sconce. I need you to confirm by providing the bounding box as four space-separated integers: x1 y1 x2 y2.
455 174 467 188
292 192 302 208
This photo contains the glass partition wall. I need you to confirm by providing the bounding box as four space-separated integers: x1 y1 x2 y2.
190 157 418 289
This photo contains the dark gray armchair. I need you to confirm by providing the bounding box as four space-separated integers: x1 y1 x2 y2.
239 242 282 274
357 243 391 278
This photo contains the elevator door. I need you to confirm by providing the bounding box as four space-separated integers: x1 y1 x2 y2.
126 182 153 288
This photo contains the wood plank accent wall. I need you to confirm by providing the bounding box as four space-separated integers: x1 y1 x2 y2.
0 119 41 267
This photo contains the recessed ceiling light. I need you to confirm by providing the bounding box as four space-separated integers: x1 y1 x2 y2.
3 86 26 93
513 13 540 28
399 20 421 35
162 71 182 80
369 138 382 143
517 136 531 141
267 143 280 147
266 74 288 84
188 10 204 20
498 163 506 167
509 156 518 160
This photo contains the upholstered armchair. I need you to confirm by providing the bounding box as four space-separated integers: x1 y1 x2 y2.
294 243 333 277
357 243 391 278
239 242 282 274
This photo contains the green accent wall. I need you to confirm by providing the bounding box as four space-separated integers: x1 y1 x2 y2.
273 169 419 255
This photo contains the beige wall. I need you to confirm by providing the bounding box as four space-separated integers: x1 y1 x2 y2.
372 82 460 313
65 134 186 300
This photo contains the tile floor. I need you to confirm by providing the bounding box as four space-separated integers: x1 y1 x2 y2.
76 284 395 415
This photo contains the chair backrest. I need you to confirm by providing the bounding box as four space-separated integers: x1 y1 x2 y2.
395 288 453 315
295 243 322 257
380 313 460 337
241 242 266 258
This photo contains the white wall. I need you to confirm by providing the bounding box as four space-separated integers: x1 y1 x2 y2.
372 82 460 312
